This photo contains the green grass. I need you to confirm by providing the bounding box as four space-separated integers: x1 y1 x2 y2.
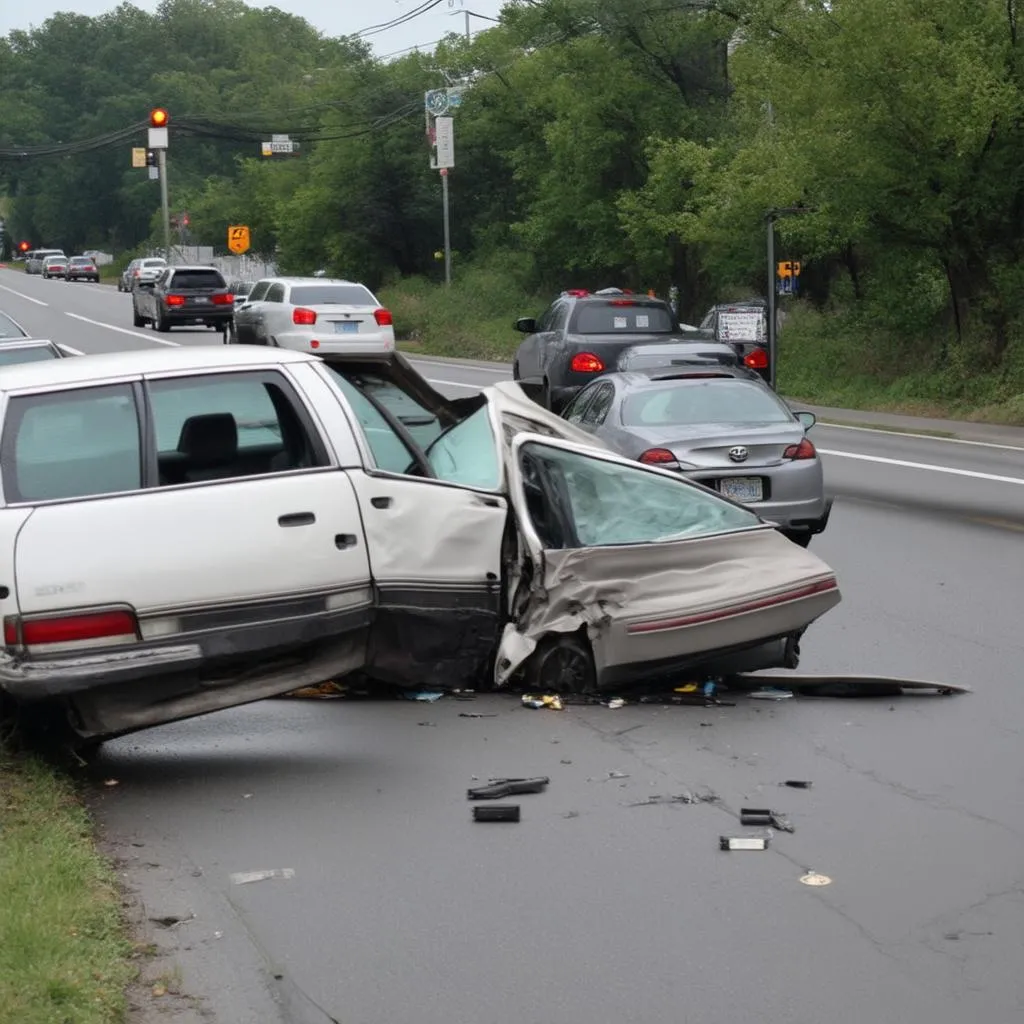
0 746 134 1024
381 263 1024 426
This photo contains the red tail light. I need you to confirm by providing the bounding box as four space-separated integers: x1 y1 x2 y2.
565 289 589 297
608 299 636 306
212 293 234 305
744 347 769 369
639 448 680 469
373 308 393 326
133 270 140 277
571 352 605 373
5 610 138 649
165 294 186 306
293 307 317 326
783 438 817 460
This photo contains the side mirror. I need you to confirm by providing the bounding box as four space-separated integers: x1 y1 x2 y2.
795 411 816 430
514 317 537 334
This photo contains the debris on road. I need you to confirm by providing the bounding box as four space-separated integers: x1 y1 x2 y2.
720 835 770 851
467 777 549 800
277 680 348 699
229 868 296 886
522 694 564 710
417 721 436 726
741 808 795 832
605 698 625 709
732 673 971 697
459 712 498 719
405 690 445 703
629 791 718 807
606 770 630 780
783 780 813 789
452 689 476 700
473 805 520 823
748 687 794 700
799 872 832 886
103 778 120 787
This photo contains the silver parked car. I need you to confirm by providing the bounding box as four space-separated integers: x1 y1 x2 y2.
616 340 743 371
560 367 832 546
25 249 65 275
230 277 395 353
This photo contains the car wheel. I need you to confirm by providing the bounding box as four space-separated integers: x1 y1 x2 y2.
523 634 597 695
132 308 146 328
155 314 171 333
781 530 813 548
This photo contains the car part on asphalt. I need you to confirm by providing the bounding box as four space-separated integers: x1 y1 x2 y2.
467 777 549 800
731 673 971 696
473 805 520 822
783 780 813 788
458 712 497 718
740 808 794 832
720 835 770 851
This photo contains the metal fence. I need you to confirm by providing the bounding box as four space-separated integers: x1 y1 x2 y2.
210 254 279 283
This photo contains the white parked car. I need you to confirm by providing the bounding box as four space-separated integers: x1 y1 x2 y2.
0 347 840 743
230 277 395 354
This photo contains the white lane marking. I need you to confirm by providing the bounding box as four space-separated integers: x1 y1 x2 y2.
65 312 180 346
427 377 481 390
0 283 48 307
412 357 509 376
58 344 85 356
818 420 1024 452
818 448 1024 486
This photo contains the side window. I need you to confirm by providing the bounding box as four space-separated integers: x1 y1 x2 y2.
535 305 554 332
248 280 271 302
2 385 142 503
147 372 326 486
425 406 500 490
563 387 597 425
265 283 286 303
518 441 760 549
548 302 569 334
329 375 419 475
580 383 614 426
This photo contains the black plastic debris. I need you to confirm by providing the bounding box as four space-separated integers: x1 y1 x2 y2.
473 805 520 822
740 808 795 832
783 780 813 789
459 713 498 719
467 777 549 800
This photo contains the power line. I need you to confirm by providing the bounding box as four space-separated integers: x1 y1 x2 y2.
353 0 447 39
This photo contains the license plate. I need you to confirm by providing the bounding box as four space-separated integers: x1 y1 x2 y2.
719 477 763 502
193 297 209 304
335 321 358 334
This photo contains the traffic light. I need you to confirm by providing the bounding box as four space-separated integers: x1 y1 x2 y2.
145 150 157 167
150 108 169 128
18 241 30 253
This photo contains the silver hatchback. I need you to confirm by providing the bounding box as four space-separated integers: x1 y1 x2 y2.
559 368 832 546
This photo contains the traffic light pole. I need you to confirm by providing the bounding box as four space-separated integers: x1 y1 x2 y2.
157 149 171 259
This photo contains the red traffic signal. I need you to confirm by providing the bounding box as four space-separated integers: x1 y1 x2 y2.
18 241 30 253
150 108 169 128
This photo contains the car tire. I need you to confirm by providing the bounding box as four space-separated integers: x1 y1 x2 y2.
523 634 597 695
155 314 171 333
132 308 146 327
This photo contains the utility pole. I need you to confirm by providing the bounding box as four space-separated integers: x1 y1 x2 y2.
764 205 814 391
464 9 471 41
441 169 452 286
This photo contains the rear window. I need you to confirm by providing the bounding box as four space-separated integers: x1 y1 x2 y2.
142 259 166 268
289 284 376 306
0 346 60 365
2 385 142 503
619 346 738 370
170 269 226 289
573 303 674 334
69 257 92 265
621 381 793 427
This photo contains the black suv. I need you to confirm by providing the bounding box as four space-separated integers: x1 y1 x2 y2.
133 266 234 334
513 289 716 412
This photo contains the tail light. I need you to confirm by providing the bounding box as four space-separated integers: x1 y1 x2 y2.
608 299 636 306
133 270 140 277
373 308 393 326
293 307 317 326
639 448 680 469
565 289 589 297
4 609 139 651
570 352 605 373
212 293 234 305
744 347 769 369
783 438 817 460
165 294 186 306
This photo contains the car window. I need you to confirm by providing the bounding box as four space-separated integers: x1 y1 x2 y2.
289 284 376 306
0 346 60 365
147 372 325 486
0 312 27 339
548 302 569 333
328 374 419 474
265 283 286 303
142 259 166 269
563 387 597 424
425 406 500 490
518 441 760 549
581 383 614 425
169 269 226 290
70 257 90 265
622 381 792 427
2 384 142 503
248 280 272 301
620 346 737 370
573 303 674 334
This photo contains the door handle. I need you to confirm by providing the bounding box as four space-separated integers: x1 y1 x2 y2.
335 534 357 550
278 512 316 527
370 496 392 509
475 496 502 508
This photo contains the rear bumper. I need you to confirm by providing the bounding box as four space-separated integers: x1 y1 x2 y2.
165 308 234 324
276 328 395 354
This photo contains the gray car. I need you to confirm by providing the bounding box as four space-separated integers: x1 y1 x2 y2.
559 368 832 546
616 339 743 371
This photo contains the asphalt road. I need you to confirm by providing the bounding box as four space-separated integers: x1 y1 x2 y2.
3 269 1024 1024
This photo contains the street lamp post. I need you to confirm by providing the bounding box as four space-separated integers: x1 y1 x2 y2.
764 205 814 391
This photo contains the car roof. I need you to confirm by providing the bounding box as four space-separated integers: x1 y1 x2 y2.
168 264 224 271
0 344 320 393
256 277 368 286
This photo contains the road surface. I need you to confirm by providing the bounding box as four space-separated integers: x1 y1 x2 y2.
2 270 1023 1024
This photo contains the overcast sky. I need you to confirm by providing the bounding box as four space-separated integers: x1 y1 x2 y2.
1 0 508 59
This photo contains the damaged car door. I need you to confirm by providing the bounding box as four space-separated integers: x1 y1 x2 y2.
326 375 508 690
498 434 841 690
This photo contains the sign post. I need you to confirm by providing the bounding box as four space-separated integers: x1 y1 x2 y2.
433 115 455 287
227 225 250 255
764 206 813 391
148 109 171 259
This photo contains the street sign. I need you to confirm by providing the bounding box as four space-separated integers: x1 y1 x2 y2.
131 147 147 168
148 166 159 181
434 116 455 169
776 260 802 278
260 139 298 156
227 225 250 255
424 87 464 117
148 126 168 149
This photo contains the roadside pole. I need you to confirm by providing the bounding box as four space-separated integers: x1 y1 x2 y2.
764 205 814 391
432 114 455 287
158 149 171 259
441 168 452 287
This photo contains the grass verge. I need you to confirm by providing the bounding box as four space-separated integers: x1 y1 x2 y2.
0 741 134 1024
381 266 1024 426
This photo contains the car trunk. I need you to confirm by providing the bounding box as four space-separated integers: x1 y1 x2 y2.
304 305 386 339
637 422 805 470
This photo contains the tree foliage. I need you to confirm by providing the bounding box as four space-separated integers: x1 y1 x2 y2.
3 0 1024 360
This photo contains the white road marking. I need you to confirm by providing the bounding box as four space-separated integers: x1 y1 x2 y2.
65 312 180 346
818 420 1024 452
0 283 48 307
818 448 1024 486
426 377 481 390
412 357 508 376
58 344 85 356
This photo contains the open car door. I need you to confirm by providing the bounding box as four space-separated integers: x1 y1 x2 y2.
499 434 841 689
